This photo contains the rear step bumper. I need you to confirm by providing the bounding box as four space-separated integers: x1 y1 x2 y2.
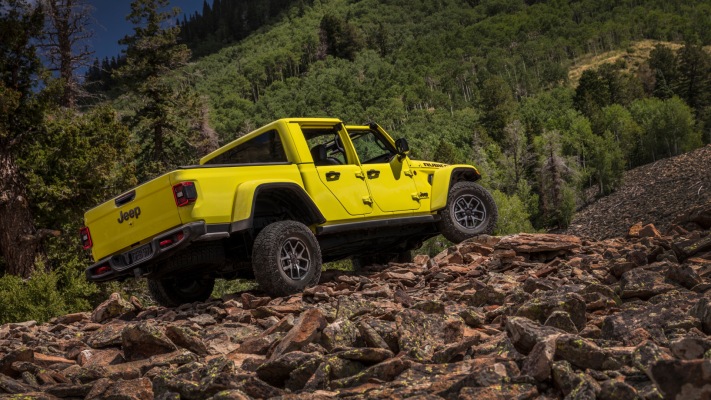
85 221 224 282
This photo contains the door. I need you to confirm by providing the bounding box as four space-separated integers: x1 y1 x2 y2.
347 128 421 213
302 127 373 216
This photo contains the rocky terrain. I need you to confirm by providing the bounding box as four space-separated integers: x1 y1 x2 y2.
1 205 710 399
567 144 711 240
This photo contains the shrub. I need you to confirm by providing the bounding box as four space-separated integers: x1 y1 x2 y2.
491 190 537 235
0 267 95 324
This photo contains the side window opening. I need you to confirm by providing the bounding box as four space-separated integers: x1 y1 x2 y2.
205 129 286 165
302 128 348 166
349 130 396 164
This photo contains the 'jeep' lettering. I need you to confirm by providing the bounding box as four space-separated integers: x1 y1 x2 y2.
117 207 141 224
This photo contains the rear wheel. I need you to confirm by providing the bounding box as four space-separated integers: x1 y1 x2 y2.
252 220 322 296
147 242 224 307
437 181 497 243
148 275 215 307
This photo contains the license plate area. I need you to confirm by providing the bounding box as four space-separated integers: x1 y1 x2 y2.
127 244 152 266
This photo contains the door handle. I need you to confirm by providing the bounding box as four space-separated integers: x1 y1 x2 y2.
355 171 365 180
367 169 380 179
325 171 341 181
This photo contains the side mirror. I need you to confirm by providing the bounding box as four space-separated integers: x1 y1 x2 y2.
395 138 410 156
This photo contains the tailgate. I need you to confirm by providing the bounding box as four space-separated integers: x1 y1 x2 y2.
85 174 182 261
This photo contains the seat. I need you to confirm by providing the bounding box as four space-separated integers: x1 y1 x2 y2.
310 144 340 166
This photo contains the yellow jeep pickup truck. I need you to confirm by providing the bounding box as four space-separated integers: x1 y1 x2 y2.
81 118 497 306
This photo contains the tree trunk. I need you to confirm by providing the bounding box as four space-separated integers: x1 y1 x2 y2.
0 150 39 278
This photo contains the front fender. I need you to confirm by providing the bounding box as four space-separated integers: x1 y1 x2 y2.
430 165 481 211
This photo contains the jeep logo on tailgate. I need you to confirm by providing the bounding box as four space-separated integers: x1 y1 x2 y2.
117 207 141 224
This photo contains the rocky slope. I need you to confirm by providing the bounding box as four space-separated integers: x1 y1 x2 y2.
566 144 711 240
1 206 711 399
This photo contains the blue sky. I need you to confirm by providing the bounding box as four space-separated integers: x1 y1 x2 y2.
88 0 204 62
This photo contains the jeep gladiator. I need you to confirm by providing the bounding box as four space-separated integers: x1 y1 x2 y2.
81 118 497 306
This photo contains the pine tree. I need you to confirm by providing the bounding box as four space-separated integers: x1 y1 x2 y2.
537 131 576 229
648 44 678 100
677 40 711 113
480 76 516 142
39 0 94 108
114 0 198 179
0 0 46 278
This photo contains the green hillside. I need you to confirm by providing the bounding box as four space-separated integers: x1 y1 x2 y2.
179 0 710 229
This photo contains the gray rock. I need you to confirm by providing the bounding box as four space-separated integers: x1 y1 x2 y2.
515 291 587 331
506 316 564 354
651 359 711 400
91 293 135 324
555 334 608 370
522 336 556 381
544 310 578 334
670 336 711 360
121 322 177 361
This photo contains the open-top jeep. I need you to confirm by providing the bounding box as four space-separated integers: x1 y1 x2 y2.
81 118 497 306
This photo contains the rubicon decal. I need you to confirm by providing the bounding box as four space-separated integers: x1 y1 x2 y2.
117 207 142 224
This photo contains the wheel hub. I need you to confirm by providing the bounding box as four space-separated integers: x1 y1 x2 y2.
280 237 311 281
452 194 486 230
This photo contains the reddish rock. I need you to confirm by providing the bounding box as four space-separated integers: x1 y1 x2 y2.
33 353 75 367
121 322 177 361
85 377 153 400
506 316 564 354
270 308 327 359
56 312 89 325
555 334 608 370
91 293 135 323
496 233 581 254
515 292 587 331
651 359 711 400
639 223 661 238
522 336 557 381
674 235 711 261
396 309 462 362
77 348 124 367
0 348 33 378
619 268 676 299
86 323 125 348
240 293 271 310
165 325 209 356
628 222 643 238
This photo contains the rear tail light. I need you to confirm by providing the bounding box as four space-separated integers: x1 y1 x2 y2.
159 231 186 249
79 227 92 250
94 265 111 275
173 182 197 207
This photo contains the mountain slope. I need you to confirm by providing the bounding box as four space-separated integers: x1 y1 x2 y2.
566 144 711 239
2 222 711 398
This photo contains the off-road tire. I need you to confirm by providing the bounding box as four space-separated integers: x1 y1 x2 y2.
147 242 224 306
437 181 497 243
252 220 322 296
148 275 215 307
150 242 225 279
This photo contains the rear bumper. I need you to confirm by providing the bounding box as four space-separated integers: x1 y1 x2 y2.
86 221 222 282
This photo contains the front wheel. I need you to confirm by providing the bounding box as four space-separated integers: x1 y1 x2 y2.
252 220 322 297
148 275 215 307
437 181 498 243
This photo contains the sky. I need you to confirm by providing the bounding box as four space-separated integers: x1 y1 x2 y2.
87 0 204 63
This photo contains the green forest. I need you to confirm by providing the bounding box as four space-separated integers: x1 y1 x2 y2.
1 0 710 323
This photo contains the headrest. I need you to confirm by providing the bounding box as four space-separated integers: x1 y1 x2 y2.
310 144 328 163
